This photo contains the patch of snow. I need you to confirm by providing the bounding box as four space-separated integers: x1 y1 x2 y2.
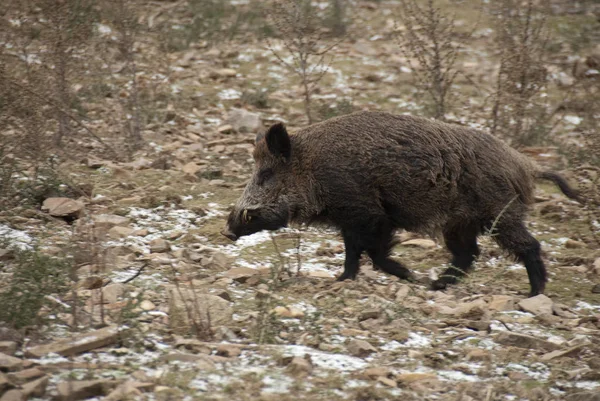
261 374 294 394
574 381 600 390
281 345 368 372
218 89 242 100
506 263 524 271
574 301 600 312
499 362 550 381
394 332 432 348
0 224 34 250
438 370 480 382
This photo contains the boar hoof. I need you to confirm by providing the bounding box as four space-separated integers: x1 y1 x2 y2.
336 272 357 281
431 278 452 291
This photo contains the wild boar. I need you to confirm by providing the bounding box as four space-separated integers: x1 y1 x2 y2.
221 111 580 297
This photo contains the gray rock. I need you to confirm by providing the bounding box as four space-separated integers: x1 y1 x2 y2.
494 331 561 351
150 239 171 253
518 294 553 316
56 379 115 401
347 339 377 357
225 108 262 133
25 326 128 358
42 197 84 218
0 353 23 372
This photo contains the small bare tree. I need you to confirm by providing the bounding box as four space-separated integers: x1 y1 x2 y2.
32 0 96 145
489 0 551 146
395 0 463 121
267 0 340 124
103 0 144 155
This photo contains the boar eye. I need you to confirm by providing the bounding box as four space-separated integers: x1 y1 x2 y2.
257 168 274 186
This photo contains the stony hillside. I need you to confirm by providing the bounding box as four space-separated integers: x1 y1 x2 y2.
1 0 599 400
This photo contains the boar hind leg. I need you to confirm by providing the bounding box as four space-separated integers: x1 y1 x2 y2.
493 221 546 297
431 224 480 291
366 228 414 281
337 230 364 281
367 249 414 281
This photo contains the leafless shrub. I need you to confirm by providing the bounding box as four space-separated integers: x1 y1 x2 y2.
102 0 143 157
267 0 341 124
168 265 213 340
488 0 552 146
20 0 97 145
327 0 347 38
570 129 600 246
395 0 465 121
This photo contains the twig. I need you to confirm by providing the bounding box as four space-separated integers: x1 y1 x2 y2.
121 262 149 284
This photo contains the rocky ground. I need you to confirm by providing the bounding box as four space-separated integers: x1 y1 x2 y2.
1 0 600 400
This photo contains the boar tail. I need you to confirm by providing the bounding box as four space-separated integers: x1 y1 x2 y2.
536 171 582 203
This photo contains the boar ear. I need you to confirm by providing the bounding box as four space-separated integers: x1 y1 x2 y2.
265 122 291 161
254 132 265 145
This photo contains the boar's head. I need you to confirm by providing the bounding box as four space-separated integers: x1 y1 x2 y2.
221 122 293 241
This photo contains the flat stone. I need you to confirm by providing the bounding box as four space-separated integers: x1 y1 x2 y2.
140 300 156 311
286 356 313 377
92 214 131 228
225 108 262 133
494 331 561 351
25 326 127 358
42 197 84 218
223 267 259 283
347 339 377 357
0 353 23 371
8 368 45 384
487 295 517 312
56 379 115 401
102 283 126 304
400 239 436 248
213 68 237 78
519 294 553 316
181 162 203 176
0 249 14 262
150 239 171 253
377 376 398 387
592 257 600 275
396 373 438 383
564 392 600 401
216 344 243 358
0 390 24 401
0 342 17 355
306 270 334 279
0 372 14 393
21 375 48 398
108 226 135 239
359 309 381 322
271 306 305 318
541 344 586 361
565 239 587 249
466 349 491 362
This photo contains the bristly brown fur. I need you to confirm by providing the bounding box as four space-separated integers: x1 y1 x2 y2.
224 111 580 297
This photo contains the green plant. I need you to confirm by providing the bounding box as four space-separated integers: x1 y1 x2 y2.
0 248 71 329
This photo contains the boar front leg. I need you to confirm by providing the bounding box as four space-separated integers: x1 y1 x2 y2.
336 229 364 281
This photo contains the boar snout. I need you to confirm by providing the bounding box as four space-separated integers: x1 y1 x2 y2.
221 227 238 241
